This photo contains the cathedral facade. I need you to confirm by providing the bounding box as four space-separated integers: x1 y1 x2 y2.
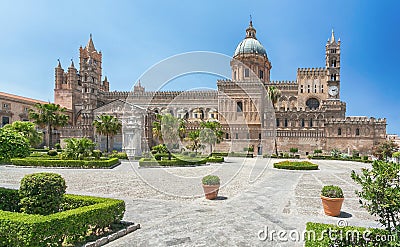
53 21 386 156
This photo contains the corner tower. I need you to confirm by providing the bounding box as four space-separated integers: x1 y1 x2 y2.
231 20 271 83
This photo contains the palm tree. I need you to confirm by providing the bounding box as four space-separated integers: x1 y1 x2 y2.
199 121 224 154
267 86 281 156
29 103 69 148
92 115 122 153
185 130 203 154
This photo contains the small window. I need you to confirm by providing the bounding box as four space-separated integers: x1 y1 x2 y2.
276 119 280 127
234 71 237 80
330 49 336 53
338 128 342 136
24 107 29 112
235 133 239 139
225 133 229 139
356 128 360 136
3 103 9 109
244 69 250 78
258 133 262 139
284 118 288 127
307 85 310 93
259 70 264 79
331 74 336 81
237 101 243 112
309 119 313 127
300 85 303 93
321 85 324 93
301 119 305 127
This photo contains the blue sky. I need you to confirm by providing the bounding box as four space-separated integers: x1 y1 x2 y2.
0 0 399 134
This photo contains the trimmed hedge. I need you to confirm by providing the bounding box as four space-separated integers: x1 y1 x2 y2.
309 155 372 163
0 192 125 247
139 158 207 167
11 157 120 168
207 156 225 163
109 151 128 160
305 222 398 246
273 160 319 170
211 152 229 157
0 188 20 212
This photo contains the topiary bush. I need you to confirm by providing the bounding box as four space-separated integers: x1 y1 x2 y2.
92 149 102 159
19 173 67 215
202 175 220 185
0 187 20 212
47 149 58 156
321 185 343 198
0 128 30 163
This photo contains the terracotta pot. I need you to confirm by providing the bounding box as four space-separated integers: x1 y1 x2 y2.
321 195 344 216
202 184 220 200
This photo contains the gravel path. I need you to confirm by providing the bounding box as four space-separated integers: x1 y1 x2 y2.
0 158 378 246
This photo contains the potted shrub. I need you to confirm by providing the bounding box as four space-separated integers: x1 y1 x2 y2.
321 185 344 216
202 175 220 200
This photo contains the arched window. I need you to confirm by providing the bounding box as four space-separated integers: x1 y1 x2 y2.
338 128 342 136
301 119 305 127
309 119 313 127
234 71 237 80
284 118 288 127
225 133 229 139
356 128 360 136
306 98 320 110
259 70 264 79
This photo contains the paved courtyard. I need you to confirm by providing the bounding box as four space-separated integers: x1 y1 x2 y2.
0 158 378 246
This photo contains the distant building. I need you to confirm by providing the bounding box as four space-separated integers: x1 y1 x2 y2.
0 91 48 126
2 21 387 155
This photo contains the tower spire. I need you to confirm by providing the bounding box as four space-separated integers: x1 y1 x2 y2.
57 59 62 68
330 29 335 43
69 58 75 68
86 33 96 52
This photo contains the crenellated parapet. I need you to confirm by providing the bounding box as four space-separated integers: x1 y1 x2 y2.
326 116 386 125
297 67 327 75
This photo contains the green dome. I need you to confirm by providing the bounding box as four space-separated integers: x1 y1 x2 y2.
234 38 267 57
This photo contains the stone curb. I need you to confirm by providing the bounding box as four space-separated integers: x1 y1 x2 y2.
83 223 140 247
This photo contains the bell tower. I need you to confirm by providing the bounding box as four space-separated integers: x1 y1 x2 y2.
326 29 341 100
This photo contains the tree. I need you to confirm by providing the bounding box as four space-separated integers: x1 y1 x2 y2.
351 161 400 233
267 86 281 156
393 151 400 163
92 115 122 153
152 113 186 150
29 103 69 148
199 121 224 154
289 147 298 156
152 114 163 144
0 128 30 162
185 130 203 154
314 149 323 155
62 138 95 160
373 140 399 161
3 121 43 147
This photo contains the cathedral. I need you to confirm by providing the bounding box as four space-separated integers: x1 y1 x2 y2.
53 21 386 156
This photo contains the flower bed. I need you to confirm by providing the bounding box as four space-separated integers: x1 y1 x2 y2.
273 160 319 170
0 188 125 247
10 157 120 168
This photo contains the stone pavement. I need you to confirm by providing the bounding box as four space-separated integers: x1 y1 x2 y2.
0 158 378 246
